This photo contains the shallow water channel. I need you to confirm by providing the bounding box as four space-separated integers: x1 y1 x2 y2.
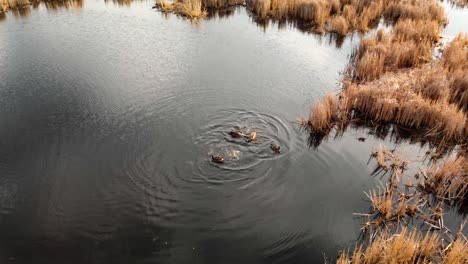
0 1 466 263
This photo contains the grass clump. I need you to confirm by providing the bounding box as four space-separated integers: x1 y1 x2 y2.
155 0 245 19
155 0 175 12
155 0 207 19
421 156 468 205
308 92 337 135
174 0 207 18
442 33 468 72
0 0 30 11
341 75 467 143
337 227 468 264
328 15 348 37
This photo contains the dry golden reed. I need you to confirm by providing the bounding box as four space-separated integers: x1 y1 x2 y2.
443 33 468 72
155 0 244 18
246 0 445 35
1 0 30 10
156 0 208 18
308 92 337 134
422 156 468 203
342 78 467 143
337 228 467 264
328 15 348 36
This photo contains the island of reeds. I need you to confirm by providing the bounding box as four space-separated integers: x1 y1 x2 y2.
154 0 244 19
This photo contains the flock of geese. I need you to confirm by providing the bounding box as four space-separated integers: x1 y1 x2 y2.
210 130 281 164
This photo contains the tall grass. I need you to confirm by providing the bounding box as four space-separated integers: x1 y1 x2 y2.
328 15 348 36
307 34 468 146
1 0 29 10
155 0 208 18
443 33 468 72
246 0 445 35
155 0 175 12
155 0 244 18
341 78 467 143
350 28 436 82
421 156 468 204
308 92 337 134
202 0 244 8
337 227 467 264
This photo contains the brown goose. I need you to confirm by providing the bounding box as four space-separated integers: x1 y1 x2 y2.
229 130 244 138
271 143 281 153
246 131 256 142
210 155 224 163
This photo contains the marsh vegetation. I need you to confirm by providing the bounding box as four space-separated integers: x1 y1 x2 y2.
297 0 467 261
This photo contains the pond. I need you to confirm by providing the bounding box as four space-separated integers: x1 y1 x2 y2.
0 1 466 263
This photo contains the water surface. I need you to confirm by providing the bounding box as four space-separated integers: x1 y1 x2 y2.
0 1 466 263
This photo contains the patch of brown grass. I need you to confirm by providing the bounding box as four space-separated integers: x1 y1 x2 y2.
337 228 453 264
1 0 29 9
421 156 468 204
341 74 467 143
383 0 446 24
350 28 436 82
342 4 356 28
442 33 468 72
393 19 441 43
156 0 245 18
328 15 348 36
155 0 208 19
449 70 468 112
308 92 337 134
443 237 468 264
155 0 175 12
202 0 244 8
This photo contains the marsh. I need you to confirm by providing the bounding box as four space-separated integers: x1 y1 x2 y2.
0 0 467 263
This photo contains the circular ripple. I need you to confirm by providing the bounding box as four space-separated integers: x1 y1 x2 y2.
191 109 292 184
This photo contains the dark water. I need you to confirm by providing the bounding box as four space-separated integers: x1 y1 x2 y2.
0 1 466 263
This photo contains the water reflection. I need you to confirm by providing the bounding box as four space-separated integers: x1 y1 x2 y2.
443 0 468 9
206 5 240 20
0 0 83 19
306 120 456 153
104 0 143 7
43 0 84 10
11 5 31 18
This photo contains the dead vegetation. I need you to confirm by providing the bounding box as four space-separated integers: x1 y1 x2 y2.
246 0 446 36
1 0 83 13
308 92 337 135
155 0 207 19
1 0 30 12
307 32 468 148
339 144 468 263
336 227 468 264
304 1 465 148
420 156 468 206
154 0 244 19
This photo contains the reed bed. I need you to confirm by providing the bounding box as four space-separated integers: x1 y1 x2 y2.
247 0 387 34
308 33 467 146
202 0 244 8
341 74 467 144
0 0 30 11
246 0 445 36
343 143 468 263
350 28 437 82
421 156 468 205
308 92 337 135
336 227 468 264
155 0 207 18
155 0 243 18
